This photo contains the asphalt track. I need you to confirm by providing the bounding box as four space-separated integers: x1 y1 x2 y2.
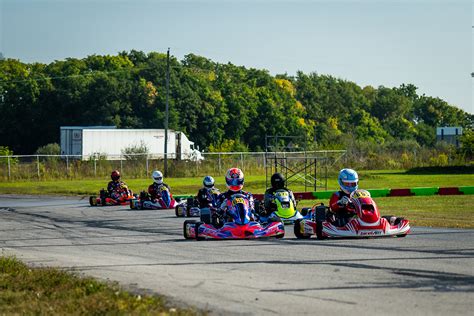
0 195 473 315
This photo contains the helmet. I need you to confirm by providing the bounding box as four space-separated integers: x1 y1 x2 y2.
152 170 163 184
203 175 215 188
338 168 359 194
270 172 285 190
225 168 244 192
111 170 120 181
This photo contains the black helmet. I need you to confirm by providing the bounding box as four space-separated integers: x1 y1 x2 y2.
271 173 285 189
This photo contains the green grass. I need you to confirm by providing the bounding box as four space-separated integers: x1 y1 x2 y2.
0 256 201 315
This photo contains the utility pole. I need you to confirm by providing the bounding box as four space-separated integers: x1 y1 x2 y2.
164 48 170 177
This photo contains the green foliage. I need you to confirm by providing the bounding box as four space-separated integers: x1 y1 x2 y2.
0 52 472 156
35 143 60 155
121 141 149 161
458 129 474 158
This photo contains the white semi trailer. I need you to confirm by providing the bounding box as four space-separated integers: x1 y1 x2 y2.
60 126 203 160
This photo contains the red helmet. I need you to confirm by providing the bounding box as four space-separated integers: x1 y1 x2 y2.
225 168 244 192
351 190 380 224
111 170 120 181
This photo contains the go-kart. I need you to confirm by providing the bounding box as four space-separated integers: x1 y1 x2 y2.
183 193 285 240
256 189 304 224
175 187 221 217
89 188 136 206
130 186 179 210
294 189 410 239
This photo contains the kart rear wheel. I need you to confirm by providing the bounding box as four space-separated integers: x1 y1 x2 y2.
130 200 135 210
183 220 197 239
294 219 310 239
315 220 326 240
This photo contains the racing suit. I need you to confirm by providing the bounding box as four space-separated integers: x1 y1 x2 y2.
148 182 171 201
263 187 296 216
329 190 356 227
107 180 129 200
217 190 255 223
196 187 220 209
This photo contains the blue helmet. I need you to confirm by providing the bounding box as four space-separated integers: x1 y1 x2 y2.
203 175 215 188
338 168 359 194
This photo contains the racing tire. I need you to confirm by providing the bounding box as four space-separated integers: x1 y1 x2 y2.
89 196 96 206
195 221 205 241
300 207 310 217
183 220 197 240
315 220 326 240
175 205 182 217
294 219 310 239
397 233 408 238
200 208 211 224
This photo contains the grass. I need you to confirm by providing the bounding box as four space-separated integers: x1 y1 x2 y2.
0 256 201 315
0 170 472 228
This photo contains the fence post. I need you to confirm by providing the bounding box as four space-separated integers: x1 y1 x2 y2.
66 155 69 176
7 156 11 180
37 155 40 179
218 153 222 175
240 153 244 171
120 155 123 172
146 155 149 177
94 158 97 177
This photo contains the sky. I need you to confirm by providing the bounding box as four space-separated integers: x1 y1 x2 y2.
1 0 473 114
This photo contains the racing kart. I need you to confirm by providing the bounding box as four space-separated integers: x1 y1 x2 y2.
183 193 285 240
89 188 136 206
294 189 410 239
175 187 221 217
130 185 179 210
256 189 304 224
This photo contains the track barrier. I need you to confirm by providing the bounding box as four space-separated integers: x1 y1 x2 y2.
175 186 474 201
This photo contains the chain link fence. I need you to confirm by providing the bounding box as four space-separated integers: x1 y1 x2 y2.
0 151 346 181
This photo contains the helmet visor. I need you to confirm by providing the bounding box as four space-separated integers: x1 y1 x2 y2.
227 178 243 186
342 181 358 187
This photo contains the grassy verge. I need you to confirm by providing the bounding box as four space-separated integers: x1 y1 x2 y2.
0 256 200 315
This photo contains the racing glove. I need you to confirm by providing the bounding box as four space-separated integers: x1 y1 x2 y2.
337 196 350 207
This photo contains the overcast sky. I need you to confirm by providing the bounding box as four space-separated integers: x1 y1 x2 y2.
1 0 472 113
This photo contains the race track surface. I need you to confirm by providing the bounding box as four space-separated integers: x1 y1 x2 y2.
0 195 473 315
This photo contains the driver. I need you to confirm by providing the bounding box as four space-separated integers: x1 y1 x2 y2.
107 170 130 200
328 168 359 226
148 170 171 201
217 168 255 222
262 172 296 216
196 176 220 208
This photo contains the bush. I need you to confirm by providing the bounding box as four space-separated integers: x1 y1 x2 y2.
121 141 149 161
35 143 60 156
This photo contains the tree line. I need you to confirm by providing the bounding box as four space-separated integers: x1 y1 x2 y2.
0 50 472 154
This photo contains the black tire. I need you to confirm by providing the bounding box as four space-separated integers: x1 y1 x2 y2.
397 233 408 238
315 220 326 240
200 208 211 224
175 205 182 217
89 196 96 206
294 219 310 239
183 220 197 239
300 208 310 217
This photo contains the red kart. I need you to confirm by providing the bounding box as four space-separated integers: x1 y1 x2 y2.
89 188 136 206
294 189 410 239
183 193 285 240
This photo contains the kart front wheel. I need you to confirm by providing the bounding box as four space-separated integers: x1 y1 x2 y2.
89 196 97 206
294 219 310 239
183 220 197 240
195 222 205 241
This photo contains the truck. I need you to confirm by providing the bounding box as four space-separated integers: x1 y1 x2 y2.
60 126 203 161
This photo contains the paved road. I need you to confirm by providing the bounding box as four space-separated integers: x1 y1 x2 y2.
0 195 473 315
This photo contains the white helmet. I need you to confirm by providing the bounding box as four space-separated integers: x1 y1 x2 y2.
152 170 163 184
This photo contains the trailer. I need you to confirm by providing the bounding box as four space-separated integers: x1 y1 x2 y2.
60 126 203 160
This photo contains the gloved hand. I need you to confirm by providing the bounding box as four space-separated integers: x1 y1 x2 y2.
337 196 350 206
